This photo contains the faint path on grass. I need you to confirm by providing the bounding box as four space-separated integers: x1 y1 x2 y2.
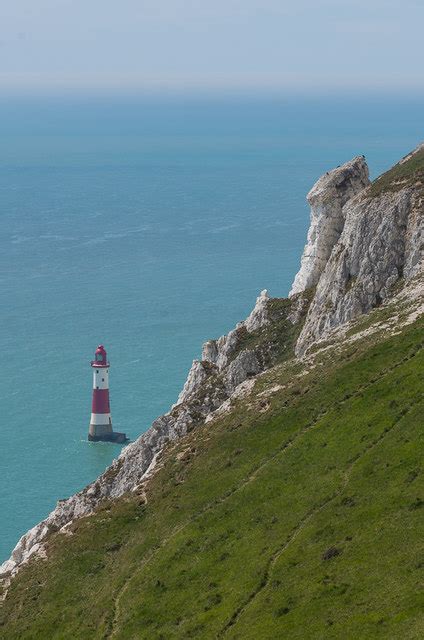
217 395 422 637
107 345 422 639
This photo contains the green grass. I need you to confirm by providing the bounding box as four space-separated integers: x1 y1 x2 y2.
369 146 424 196
1 314 423 639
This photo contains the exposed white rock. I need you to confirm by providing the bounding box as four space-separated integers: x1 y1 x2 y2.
202 327 242 371
177 289 272 406
202 289 270 371
202 339 219 365
224 350 261 394
289 156 370 297
177 359 216 404
205 378 257 423
298 272 424 360
244 289 269 332
404 188 424 278
296 184 423 354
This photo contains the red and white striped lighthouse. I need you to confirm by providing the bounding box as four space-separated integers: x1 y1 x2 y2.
88 345 127 443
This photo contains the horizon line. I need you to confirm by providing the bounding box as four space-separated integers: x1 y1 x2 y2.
0 72 424 98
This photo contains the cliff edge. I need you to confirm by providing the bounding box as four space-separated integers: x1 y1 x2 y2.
289 155 370 297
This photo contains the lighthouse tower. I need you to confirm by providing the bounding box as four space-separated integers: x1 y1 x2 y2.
88 345 127 443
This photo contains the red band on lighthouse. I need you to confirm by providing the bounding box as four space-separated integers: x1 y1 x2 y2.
91 389 110 413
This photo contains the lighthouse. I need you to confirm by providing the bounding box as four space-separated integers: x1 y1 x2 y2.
88 345 127 443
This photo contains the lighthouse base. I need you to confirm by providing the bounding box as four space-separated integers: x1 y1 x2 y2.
88 422 128 444
88 431 128 444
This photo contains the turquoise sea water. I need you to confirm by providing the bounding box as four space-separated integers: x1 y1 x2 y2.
1 94 423 561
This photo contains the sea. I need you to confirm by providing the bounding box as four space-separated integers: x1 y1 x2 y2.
1 93 423 562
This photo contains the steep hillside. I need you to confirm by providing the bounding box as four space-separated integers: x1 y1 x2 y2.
1 146 423 639
0 278 423 639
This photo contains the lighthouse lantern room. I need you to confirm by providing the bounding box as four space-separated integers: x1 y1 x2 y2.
88 345 127 443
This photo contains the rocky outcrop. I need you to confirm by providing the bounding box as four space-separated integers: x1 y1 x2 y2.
202 290 270 371
202 328 243 371
244 289 270 332
404 189 423 278
294 147 424 354
177 360 216 404
224 350 261 394
289 157 370 297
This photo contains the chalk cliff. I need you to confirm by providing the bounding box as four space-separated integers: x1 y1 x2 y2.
289 157 370 297
294 144 423 354
177 289 270 404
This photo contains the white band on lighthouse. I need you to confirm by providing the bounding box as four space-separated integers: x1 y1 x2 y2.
92 368 109 390
90 413 112 425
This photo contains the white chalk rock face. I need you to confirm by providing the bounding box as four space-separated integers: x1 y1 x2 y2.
244 289 269 332
201 289 270 371
202 328 242 371
403 192 424 279
177 360 208 404
289 156 370 297
224 350 261 394
296 185 423 354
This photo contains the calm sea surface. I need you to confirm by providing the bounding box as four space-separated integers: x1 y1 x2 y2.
1 94 423 560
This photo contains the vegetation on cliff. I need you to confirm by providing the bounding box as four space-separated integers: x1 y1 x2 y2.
369 144 424 196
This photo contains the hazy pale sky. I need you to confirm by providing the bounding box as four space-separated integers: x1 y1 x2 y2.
1 0 424 93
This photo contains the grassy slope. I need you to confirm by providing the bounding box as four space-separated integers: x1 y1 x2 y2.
369 146 424 196
1 312 423 639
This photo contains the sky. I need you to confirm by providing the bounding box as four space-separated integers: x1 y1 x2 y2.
1 0 424 94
